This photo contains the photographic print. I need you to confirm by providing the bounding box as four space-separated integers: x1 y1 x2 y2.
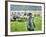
5 1 45 36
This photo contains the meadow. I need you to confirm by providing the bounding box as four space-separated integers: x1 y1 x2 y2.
10 13 42 32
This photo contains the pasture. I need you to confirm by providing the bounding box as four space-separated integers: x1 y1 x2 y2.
10 14 42 32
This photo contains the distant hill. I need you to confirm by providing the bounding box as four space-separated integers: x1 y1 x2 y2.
10 5 42 11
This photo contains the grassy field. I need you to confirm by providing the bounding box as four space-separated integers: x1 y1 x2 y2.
10 15 42 32
34 16 42 31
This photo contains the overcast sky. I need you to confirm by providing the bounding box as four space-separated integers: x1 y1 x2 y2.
10 5 42 11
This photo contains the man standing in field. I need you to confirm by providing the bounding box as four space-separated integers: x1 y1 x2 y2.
27 13 35 31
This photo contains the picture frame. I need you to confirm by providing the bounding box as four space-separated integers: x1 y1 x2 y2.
5 1 45 36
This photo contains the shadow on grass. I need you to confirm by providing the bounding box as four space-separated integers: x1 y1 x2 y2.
11 19 26 22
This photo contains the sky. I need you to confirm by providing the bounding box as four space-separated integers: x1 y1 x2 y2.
10 5 42 11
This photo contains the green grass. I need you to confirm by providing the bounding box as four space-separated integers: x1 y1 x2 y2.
10 21 27 32
34 16 42 31
10 16 42 32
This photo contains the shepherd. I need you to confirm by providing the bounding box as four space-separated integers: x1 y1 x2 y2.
27 12 35 31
